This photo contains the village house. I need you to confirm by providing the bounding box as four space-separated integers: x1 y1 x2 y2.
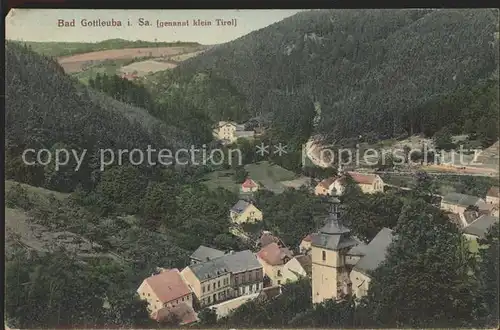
463 215 499 241
440 193 487 215
310 197 359 304
137 268 196 324
241 178 259 193
257 242 294 286
213 121 255 144
346 171 384 194
283 254 313 281
486 186 499 206
314 172 384 196
230 200 263 224
181 250 263 308
314 176 345 196
190 245 225 265
224 250 264 296
349 228 394 298
181 257 232 307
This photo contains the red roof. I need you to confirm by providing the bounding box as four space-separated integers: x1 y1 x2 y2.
144 268 192 304
152 303 198 325
346 171 378 185
242 178 258 188
257 242 293 266
318 177 338 189
487 186 499 198
302 234 312 242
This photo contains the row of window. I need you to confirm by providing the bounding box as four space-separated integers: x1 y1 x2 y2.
235 269 262 284
202 289 231 305
202 277 229 294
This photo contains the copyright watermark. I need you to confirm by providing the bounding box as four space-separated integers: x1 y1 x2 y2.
302 143 485 168
21 145 243 171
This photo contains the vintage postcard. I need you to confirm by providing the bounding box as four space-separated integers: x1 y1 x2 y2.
4 7 500 329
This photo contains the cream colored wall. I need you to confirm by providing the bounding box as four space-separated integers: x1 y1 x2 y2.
330 180 345 195
284 257 307 282
315 184 329 196
311 246 342 304
181 267 202 299
350 270 371 298
199 273 232 306
241 185 259 193
232 205 263 224
215 122 237 141
299 240 311 254
137 281 162 315
137 280 194 315
257 256 287 286
358 176 384 194
440 202 466 215
486 196 499 206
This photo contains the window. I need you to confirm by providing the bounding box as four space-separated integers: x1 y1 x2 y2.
148 293 150 297
277 280 281 285
207 296 211 303
322 251 326 261
182 297 184 301
277 270 282 277
213 283 216 290
203 286 206 293
218 280 221 288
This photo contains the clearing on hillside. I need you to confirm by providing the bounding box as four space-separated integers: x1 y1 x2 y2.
58 46 205 73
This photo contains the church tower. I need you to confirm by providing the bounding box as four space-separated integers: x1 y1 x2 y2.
311 195 358 304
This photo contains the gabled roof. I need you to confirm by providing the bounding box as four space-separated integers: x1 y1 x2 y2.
259 231 282 248
188 256 230 281
353 228 394 276
346 171 379 185
463 215 499 239
216 121 238 129
223 250 262 273
317 177 339 189
441 193 484 207
143 269 192 304
487 186 499 198
230 200 252 214
190 245 225 262
294 254 312 276
257 242 293 266
347 239 369 256
189 250 261 281
242 178 258 188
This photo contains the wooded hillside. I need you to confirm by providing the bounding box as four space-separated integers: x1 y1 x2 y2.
164 9 498 142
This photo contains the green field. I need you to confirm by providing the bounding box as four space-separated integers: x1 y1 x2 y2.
14 39 201 57
72 58 134 83
202 161 298 194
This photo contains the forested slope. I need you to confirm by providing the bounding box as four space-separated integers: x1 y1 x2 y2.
5 42 191 192
165 9 498 142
